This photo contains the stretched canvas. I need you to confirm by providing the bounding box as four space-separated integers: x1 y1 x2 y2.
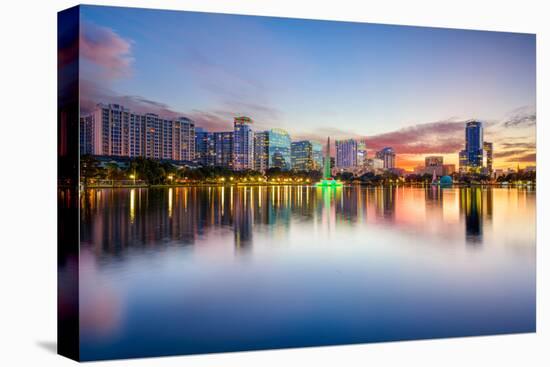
58 5 536 361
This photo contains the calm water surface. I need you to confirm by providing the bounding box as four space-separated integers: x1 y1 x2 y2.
79 186 535 360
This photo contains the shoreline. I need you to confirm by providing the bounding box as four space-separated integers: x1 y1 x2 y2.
81 182 536 189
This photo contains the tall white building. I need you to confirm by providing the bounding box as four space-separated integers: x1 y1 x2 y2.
81 103 195 161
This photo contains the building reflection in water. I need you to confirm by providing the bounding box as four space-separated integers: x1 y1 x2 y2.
81 185 502 257
459 187 493 245
426 185 444 207
369 186 396 221
425 185 444 225
233 187 253 252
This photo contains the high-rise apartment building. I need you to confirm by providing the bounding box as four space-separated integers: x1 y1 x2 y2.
89 103 131 157
254 131 269 172
233 116 254 171
172 117 195 161
128 113 145 158
335 139 358 168
82 104 195 161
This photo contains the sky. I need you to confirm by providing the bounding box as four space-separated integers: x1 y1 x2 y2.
76 5 536 170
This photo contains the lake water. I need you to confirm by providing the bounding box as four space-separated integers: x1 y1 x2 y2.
79 186 536 360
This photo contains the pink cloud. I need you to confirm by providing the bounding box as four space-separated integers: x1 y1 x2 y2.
363 121 465 154
80 21 133 79
295 120 466 156
514 153 536 163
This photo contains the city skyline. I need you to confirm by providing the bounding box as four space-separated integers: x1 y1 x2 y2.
81 102 531 177
75 5 536 170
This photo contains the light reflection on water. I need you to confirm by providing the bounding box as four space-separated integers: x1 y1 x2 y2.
79 186 536 360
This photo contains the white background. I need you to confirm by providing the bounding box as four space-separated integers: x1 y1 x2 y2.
0 0 548 365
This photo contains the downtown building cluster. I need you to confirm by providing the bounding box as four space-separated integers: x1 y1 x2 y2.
413 120 493 177
81 104 326 172
81 105 506 177
81 103 401 174
333 140 397 175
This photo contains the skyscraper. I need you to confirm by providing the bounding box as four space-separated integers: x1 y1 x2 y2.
311 141 323 170
195 128 216 166
335 139 358 168
233 116 254 171
268 129 292 170
254 129 292 171
465 120 484 169
214 131 234 168
172 117 195 161
291 140 320 171
375 147 396 169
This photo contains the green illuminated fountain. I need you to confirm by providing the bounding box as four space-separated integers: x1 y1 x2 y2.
315 137 343 187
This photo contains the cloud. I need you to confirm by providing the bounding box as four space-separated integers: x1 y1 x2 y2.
292 116 535 169
187 110 233 131
494 149 533 159
362 120 466 154
80 79 180 118
221 101 281 122
515 153 536 163
291 120 466 159
498 142 536 150
78 22 278 131
80 77 240 131
502 106 536 128
80 21 134 79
